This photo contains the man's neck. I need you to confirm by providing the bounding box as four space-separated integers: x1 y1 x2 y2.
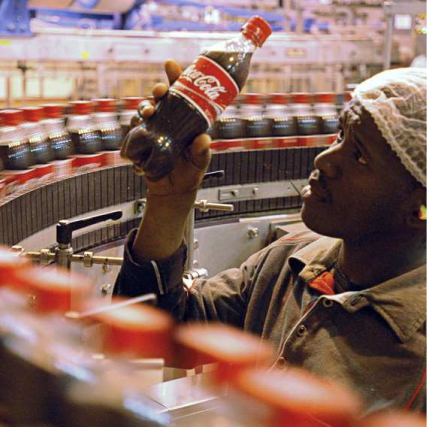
338 231 426 288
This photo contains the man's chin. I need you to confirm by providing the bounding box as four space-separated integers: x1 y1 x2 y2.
300 203 344 239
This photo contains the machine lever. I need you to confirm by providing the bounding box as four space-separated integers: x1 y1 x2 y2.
202 170 225 181
56 210 123 245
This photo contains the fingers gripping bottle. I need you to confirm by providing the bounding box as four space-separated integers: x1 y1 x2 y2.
127 16 272 180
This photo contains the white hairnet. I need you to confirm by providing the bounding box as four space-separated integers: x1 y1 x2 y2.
353 67 427 187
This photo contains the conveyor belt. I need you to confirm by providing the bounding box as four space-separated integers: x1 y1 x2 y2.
0 146 327 247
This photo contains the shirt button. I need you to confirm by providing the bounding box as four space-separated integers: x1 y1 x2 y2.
297 325 307 337
276 357 286 369
322 298 334 308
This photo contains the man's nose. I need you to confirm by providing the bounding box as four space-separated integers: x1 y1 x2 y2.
314 145 341 179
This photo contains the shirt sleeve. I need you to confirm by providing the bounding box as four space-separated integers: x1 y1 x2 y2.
113 228 189 319
113 228 258 325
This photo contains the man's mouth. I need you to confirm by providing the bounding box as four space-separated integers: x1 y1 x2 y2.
302 175 331 203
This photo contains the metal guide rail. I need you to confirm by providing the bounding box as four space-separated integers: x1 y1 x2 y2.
0 145 326 248
0 27 384 65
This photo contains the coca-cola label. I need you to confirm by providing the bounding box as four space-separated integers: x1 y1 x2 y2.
170 56 239 126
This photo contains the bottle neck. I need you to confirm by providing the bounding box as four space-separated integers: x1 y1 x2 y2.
239 33 258 52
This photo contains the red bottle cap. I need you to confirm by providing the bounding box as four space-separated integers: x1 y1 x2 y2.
268 93 292 105
0 109 24 127
22 106 45 123
122 97 145 111
42 104 64 119
92 98 117 113
0 246 30 288
94 300 174 359
15 267 91 314
233 368 362 427
242 93 265 105
343 91 352 102
314 92 337 104
173 323 274 382
241 16 273 48
291 93 313 104
70 100 94 115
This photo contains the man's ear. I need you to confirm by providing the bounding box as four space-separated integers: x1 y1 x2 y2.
406 187 427 229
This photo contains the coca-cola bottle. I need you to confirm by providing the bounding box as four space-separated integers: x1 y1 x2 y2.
92 98 123 151
41 104 73 160
126 16 272 180
120 97 145 138
21 107 54 164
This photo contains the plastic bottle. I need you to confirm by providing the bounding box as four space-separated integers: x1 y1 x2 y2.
67 101 102 155
21 106 55 164
128 16 272 180
0 109 33 170
41 103 73 160
240 93 271 138
92 98 123 151
228 368 362 427
0 257 91 426
313 92 340 135
61 301 173 427
212 99 245 140
289 93 321 136
264 93 297 137
120 97 145 138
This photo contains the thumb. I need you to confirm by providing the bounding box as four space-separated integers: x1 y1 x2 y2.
189 134 212 172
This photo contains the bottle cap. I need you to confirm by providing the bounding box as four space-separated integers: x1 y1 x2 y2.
268 93 292 105
0 247 30 288
291 93 313 104
241 16 273 48
173 323 274 382
233 368 362 427
15 267 91 314
93 98 117 113
94 300 174 359
0 109 24 127
42 104 64 119
344 91 353 102
242 93 265 105
70 100 94 115
122 97 145 111
314 92 337 104
22 106 45 123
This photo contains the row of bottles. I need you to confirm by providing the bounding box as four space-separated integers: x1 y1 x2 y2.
0 92 349 172
209 92 351 141
0 248 423 427
0 97 143 171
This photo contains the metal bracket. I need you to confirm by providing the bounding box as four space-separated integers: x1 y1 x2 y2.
219 186 259 201
0 0 32 36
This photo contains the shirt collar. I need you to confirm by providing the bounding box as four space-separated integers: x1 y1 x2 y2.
289 237 426 343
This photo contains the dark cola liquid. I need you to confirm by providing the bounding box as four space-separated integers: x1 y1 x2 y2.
0 140 33 170
29 134 54 164
133 51 253 180
48 132 73 160
204 51 252 90
320 114 339 134
295 115 321 136
270 116 297 137
70 130 102 155
99 126 123 151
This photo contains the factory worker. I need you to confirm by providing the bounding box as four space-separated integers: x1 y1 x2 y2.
116 65 426 413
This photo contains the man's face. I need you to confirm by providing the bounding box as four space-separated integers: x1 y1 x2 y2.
301 102 417 241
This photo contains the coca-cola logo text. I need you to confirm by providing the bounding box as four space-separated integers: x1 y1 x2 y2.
181 64 227 101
